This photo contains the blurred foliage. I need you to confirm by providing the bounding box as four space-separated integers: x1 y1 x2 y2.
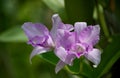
0 0 120 78
65 0 94 24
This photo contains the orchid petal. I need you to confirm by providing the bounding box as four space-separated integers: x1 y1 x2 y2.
22 22 49 39
30 46 50 63
79 25 100 46
46 36 55 47
50 14 74 41
55 47 67 62
55 60 65 73
27 35 48 47
85 48 101 67
65 24 74 31
74 22 87 34
74 22 87 42
65 54 76 65
50 14 62 40
58 24 74 31
56 29 75 49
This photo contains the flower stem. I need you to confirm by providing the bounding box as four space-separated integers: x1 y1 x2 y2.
95 1 110 39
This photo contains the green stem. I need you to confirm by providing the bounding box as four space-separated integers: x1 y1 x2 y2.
96 3 110 38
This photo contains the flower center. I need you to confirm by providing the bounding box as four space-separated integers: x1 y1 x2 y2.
71 43 85 53
76 45 84 53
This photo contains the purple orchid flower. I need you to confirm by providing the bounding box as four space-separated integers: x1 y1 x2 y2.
55 22 101 73
22 14 74 62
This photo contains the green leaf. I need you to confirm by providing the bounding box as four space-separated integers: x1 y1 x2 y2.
66 59 80 74
65 0 94 24
0 26 27 42
38 51 59 65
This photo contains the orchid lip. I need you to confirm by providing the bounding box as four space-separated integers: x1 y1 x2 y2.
70 43 85 58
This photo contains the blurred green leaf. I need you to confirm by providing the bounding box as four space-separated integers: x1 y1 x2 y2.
17 0 52 23
42 0 64 12
65 0 94 24
42 0 67 21
0 26 27 42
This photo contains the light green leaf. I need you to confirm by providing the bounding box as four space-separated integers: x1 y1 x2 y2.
0 26 27 42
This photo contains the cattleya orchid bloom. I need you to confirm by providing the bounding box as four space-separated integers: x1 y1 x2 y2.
22 14 74 62
55 22 101 73
22 14 101 74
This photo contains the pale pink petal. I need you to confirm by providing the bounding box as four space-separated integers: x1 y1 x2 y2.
30 46 50 63
50 14 74 41
27 35 48 47
50 14 62 40
55 55 75 73
22 22 49 39
65 54 76 65
56 29 75 49
74 22 87 41
55 60 66 73
58 24 74 31
46 35 55 47
65 24 74 31
79 25 100 46
55 47 67 62
84 48 101 67
74 22 87 34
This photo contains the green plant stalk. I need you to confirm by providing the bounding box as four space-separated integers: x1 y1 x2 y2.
96 4 110 38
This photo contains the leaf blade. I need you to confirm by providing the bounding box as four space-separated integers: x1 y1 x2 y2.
0 26 27 42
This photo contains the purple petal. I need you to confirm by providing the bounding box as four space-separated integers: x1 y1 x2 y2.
84 48 101 67
64 54 76 65
58 23 74 31
55 47 67 62
79 25 100 46
22 22 49 39
50 14 74 41
64 24 74 31
50 14 62 40
30 46 50 63
27 35 48 47
74 22 87 42
74 22 87 35
55 60 65 73
46 35 55 47
56 29 75 49
55 54 75 73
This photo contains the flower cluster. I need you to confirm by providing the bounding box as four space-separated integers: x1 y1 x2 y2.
22 14 101 73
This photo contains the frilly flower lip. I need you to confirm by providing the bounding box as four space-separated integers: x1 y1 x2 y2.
22 14 101 74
